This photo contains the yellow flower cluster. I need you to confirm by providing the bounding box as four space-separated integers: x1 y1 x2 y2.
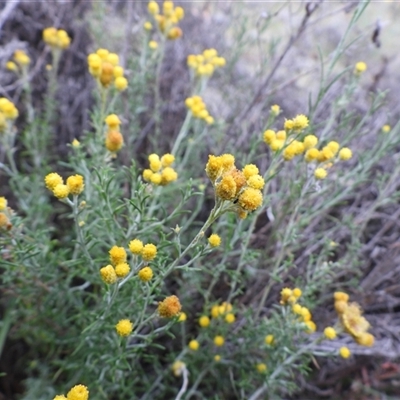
87 49 128 91
284 114 309 132
263 124 353 179
334 292 374 347
53 384 89 400
0 98 19 132
148 1 184 40
187 48 226 77
185 96 214 124
100 245 131 284
104 114 124 153
281 287 316 333
142 153 178 186
158 295 182 318
128 238 157 282
198 301 235 328
6 50 31 73
206 154 264 215
44 173 84 199
43 27 71 49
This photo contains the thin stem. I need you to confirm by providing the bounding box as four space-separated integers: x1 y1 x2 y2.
175 367 189 400
71 195 95 270
171 111 193 156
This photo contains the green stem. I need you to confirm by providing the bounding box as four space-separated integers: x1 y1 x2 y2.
171 111 193 156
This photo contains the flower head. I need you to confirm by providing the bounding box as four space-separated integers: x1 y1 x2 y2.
171 360 186 377
0 213 11 230
53 184 70 199
208 233 221 247
265 335 274 345
305 148 319 162
109 246 127 266
354 61 367 75
355 332 375 347
6 61 17 71
158 295 182 318
292 114 309 130
161 167 178 185
13 50 30 66
238 187 263 212
292 288 302 299
324 327 337 340
115 76 128 91
161 153 175 167
339 346 351 359
340 302 370 339
263 129 276 145
247 174 265 190
0 197 7 211
280 287 292 304
66 175 84 195
66 384 89 400
314 168 327 180
205 155 223 182
105 114 121 129
149 40 158 50
225 313 235 324
339 147 352 161
188 340 199 351
215 175 236 200
148 1 159 15
45 173 63 190
100 265 117 284
105 130 124 152
115 262 130 278
142 243 157 261
178 312 187 322
199 315 210 327
256 363 267 373
382 125 391 133
270 104 280 116
303 134 318 149
213 335 225 346
115 319 133 337
138 266 153 282
334 291 349 302
43 28 71 49
129 239 143 255
242 164 259 180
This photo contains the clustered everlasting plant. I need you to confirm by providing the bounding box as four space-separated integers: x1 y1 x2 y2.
1 1 398 399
